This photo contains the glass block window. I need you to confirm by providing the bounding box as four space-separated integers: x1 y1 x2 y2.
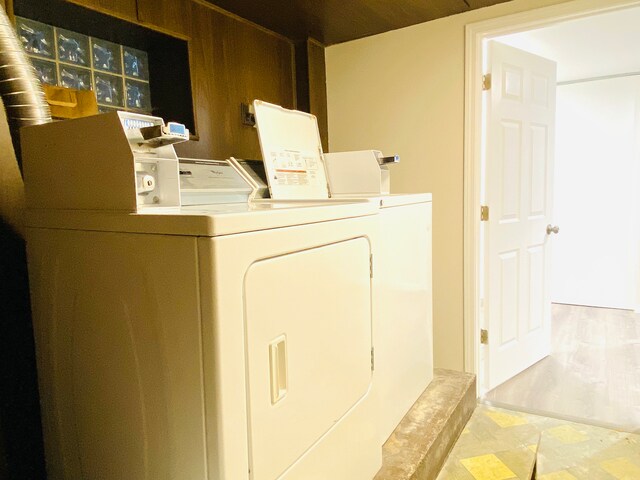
16 16 152 114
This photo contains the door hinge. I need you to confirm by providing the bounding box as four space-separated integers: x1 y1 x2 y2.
480 329 489 345
480 205 489 222
482 73 492 90
371 347 375 371
370 254 374 278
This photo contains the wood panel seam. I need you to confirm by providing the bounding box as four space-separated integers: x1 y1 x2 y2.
189 0 293 44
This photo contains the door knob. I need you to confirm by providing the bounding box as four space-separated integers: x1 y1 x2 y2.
546 224 560 235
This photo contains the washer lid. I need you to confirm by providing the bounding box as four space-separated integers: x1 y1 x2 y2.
25 200 377 237
254 100 329 201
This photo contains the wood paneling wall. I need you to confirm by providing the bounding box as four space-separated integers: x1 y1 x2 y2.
69 0 297 161
294 38 328 151
308 39 328 151
67 0 137 22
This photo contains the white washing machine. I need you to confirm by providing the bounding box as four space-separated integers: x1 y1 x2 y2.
22 112 382 480
367 194 432 442
252 101 433 444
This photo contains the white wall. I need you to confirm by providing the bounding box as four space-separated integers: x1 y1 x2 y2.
553 76 640 309
326 0 570 371
498 7 640 82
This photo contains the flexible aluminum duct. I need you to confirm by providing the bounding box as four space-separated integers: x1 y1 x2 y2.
0 5 51 166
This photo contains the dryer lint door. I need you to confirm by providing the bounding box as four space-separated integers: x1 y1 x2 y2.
244 237 373 480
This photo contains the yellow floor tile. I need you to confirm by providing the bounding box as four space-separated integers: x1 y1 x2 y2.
600 457 640 479
460 453 517 480
546 425 588 444
484 410 529 428
538 471 578 480
437 405 640 480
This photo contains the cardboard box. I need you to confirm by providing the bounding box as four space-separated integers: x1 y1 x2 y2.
44 85 99 119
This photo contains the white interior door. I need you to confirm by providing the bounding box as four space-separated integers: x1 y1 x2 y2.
483 41 557 390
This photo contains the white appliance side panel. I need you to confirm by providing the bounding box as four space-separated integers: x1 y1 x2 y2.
245 238 372 480
22 113 137 212
376 202 433 443
324 151 382 195
26 228 207 480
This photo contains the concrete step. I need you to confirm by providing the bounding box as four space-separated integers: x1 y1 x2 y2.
374 368 477 480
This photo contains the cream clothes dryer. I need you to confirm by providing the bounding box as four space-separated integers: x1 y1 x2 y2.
22 113 382 480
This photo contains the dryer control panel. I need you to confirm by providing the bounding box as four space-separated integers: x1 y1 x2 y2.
118 111 188 209
178 158 253 205
22 111 188 212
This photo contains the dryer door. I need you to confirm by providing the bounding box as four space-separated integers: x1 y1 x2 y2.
244 237 373 480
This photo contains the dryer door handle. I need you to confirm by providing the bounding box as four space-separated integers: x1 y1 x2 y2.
269 335 288 404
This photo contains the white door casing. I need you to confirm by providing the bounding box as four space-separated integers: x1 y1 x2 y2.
463 0 640 385
483 41 557 390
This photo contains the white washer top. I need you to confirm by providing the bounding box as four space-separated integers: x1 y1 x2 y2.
253 193 432 208
26 199 378 237
325 193 432 208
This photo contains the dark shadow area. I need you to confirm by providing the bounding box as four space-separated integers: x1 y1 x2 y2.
0 219 46 480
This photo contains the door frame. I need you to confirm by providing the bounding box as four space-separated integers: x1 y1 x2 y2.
463 0 640 387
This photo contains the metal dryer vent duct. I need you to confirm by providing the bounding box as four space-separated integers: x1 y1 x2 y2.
0 5 51 166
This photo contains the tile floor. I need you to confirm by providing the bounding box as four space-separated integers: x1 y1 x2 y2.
436 404 640 480
484 304 640 431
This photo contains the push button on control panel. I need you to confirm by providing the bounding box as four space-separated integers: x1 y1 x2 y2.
137 172 157 194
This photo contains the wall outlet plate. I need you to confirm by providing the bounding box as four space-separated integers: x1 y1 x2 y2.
241 102 256 126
